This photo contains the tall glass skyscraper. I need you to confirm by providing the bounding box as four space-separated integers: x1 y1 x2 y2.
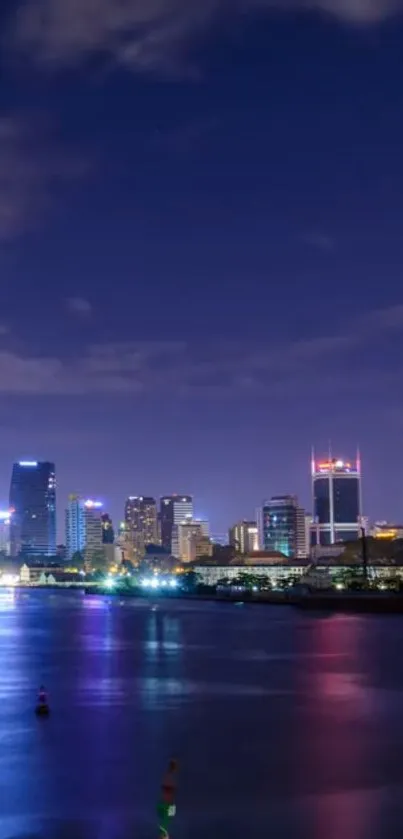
160 495 193 552
9 461 56 558
261 496 300 558
311 454 362 546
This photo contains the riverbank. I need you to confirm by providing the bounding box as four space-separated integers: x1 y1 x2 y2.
84 585 403 613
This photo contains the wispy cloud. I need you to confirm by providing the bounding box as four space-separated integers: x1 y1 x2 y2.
10 1 403 75
0 303 401 397
299 231 335 251
66 297 93 317
0 114 87 239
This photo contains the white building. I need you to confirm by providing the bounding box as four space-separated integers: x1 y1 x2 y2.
229 521 259 554
65 496 103 568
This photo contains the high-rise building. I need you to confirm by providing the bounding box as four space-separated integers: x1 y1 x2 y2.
66 496 104 567
229 520 259 554
296 506 309 558
125 496 158 558
0 510 12 555
9 461 56 558
83 500 103 568
101 513 114 544
311 454 362 546
261 496 300 558
160 495 193 552
178 519 209 563
65 494 85 560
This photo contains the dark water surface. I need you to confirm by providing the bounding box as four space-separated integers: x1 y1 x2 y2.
1 590 403 838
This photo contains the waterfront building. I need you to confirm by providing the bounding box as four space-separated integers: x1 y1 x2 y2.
0 510 13 555
260 496 302 558
101 513 114 544
83 500 103 568
229 521 259 554
311 453 362 546
125 496 158 558
160 495 193 552
65 494 85 560
66 496 104 568
9 461 56 558
370 521 403 540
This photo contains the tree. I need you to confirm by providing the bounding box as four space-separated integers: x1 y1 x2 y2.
71 551 85 570
181 570 200 592
90 550 108 572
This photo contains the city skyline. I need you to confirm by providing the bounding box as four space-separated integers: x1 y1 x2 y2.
0 446 397 544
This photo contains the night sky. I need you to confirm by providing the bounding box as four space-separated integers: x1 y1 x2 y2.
1 0 403 537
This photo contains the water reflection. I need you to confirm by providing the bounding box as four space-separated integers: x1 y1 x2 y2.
295 616 381 838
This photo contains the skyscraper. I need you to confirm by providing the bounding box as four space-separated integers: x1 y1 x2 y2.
125 496 158 557
311 454 362 546
0 510 12 555
83 500 103 567
260 495 300 558
65 496 104 567
9 461 56 558
229 520 259 554
101 513 114 544
65 494 85 560
160 495 193 552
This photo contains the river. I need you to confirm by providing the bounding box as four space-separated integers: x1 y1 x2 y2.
0 589 402 838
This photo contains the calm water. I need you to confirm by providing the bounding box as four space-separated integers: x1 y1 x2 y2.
0 590 403 838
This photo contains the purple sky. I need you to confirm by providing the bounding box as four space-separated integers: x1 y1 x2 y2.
1 0 403 538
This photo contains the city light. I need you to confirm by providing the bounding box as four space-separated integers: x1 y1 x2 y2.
0 511 11 521
18 461 38 467
84 500 103 509
140 576 178 590
105 577 115 589
0 574 18 586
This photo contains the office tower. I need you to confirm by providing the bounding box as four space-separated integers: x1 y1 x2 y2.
101 513 114 544
160 495 193 552
296 506 309 558
311 453 362 546
178 519 210 563
83 500 103 567
229 520 259 554
65 494 85 560
10 461 56 558
66 496 104 567
125 496 158 558
261 495 300 558
0 510 12 555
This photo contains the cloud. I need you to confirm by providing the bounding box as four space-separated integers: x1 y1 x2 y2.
0 114 87 239
299 231 335 251
10 1 403 74
66 297 93 317
0 303 401 397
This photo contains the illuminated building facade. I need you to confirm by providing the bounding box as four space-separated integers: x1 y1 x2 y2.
9 461 56 557
0 510 12 555
83 500 103 567
370 522 403 540
125 496 158 557
311 454 362 546
160 495 193 552
260 496 303 558
66 496 103 565
229 520 259 554
177 519 211 563
65 494 85 560
101 513 114 544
